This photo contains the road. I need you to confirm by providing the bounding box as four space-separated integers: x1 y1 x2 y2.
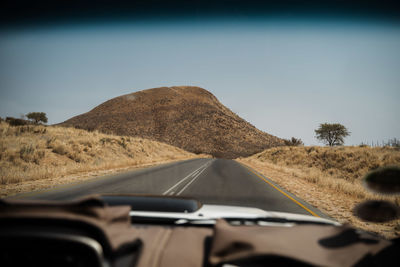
19 158 327 218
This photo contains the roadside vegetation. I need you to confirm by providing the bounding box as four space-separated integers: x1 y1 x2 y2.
238 145 400 238
0 121 205 197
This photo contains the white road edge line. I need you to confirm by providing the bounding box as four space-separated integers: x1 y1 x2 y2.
176 162 210 195
162 161 211 195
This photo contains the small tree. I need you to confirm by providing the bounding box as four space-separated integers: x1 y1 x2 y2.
26 112 48 124
284 137 304 146
315 123 350 146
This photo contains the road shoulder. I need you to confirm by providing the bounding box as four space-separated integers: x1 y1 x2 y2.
238 162 329 219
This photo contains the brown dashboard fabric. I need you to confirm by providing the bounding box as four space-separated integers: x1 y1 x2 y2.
0 195 139 253
0 196 213 267
209 219 391 267
133 226 212 267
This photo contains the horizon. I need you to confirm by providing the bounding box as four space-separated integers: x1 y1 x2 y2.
1 18 399 146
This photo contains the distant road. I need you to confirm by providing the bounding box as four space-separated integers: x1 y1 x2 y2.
18 158 327 218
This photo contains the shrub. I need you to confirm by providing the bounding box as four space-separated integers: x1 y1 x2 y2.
52 145 67 155
33 150 45 164
118 138 127 149
46 137 56 148
284 137 304 146
19 145 35 160
6 117 29 126
67 152 84 163
100 138 113 145
18 145 44 164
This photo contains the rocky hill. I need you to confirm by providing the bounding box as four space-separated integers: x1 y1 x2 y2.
61 86 284 158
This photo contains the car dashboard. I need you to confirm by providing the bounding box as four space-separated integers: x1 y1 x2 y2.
0 195 398 267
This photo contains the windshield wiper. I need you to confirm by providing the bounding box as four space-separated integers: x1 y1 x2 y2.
227 217 334 226
130 215 334 226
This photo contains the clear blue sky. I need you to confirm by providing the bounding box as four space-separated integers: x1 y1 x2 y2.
0 18 399 146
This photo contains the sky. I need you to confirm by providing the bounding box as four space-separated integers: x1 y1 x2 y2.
0 18 399 146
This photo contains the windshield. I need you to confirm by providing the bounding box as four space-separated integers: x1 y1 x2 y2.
0 0 399 238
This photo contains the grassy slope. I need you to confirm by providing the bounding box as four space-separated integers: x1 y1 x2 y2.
0 122 205 197
238 146 400 238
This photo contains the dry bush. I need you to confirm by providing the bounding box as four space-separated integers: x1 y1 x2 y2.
5 117 29 126
283 137 304 146
52 144 68 155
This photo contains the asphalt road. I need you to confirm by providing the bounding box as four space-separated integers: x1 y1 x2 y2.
19 158 327 218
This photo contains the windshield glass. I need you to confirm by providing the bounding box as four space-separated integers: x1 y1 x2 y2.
1 0 399 238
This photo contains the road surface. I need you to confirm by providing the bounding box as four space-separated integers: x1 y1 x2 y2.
18 158 327 218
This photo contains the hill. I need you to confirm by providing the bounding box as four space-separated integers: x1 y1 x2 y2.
0 122 203 197
61 86 284 158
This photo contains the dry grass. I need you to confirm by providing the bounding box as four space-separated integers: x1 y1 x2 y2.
0 122 206 197
238 146 400 238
